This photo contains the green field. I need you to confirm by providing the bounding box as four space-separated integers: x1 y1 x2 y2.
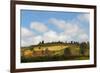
21 42 89 63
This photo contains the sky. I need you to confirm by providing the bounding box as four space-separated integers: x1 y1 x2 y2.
20 9 90 47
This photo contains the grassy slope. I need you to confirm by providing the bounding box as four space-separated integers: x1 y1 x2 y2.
21 43 89 63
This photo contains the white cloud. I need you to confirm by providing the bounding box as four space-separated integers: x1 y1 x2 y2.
21 27 35 47
64 24 79 36
41 30 69 43
78 32 89 42
30 22 48 33
21 38 34 47
21 27 34 38
49 18 80 35
33 35 42 45
49 18 89 42
21 30 67 46
78 14 90 22
49 18 66 29
43 30 59 42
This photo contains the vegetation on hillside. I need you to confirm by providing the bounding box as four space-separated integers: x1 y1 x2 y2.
21 41 89 63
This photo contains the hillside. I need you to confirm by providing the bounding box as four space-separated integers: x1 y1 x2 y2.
21 41 89 63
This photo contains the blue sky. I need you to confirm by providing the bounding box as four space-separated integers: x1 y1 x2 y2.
21 9 90 46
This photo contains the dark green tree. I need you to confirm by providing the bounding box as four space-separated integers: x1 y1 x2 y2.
29 47 33 51
64 47 71 57
42 40 44 44
80 42 89 55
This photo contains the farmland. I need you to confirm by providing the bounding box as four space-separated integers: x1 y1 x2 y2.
21 41 89 63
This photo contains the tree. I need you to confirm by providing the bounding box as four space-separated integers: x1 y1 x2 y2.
71 41 73 44
64 47 71 57
29 47 33 51
80 42 89 55
41 40 44 44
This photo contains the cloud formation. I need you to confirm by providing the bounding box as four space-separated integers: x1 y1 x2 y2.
49 18 88 41
21 27 34 38
21 14 89 47
21 27 35 46
78 14 90 22
30 22 48 33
